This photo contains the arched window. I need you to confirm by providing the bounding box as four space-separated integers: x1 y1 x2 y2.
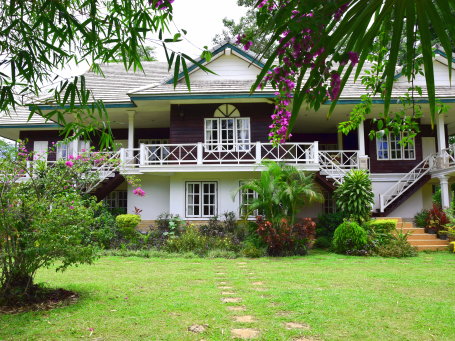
204 105 251 151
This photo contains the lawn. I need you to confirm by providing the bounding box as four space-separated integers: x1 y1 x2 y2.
1 251 455 340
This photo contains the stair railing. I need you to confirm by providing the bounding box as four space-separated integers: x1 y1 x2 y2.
379 153 437 212
85 151 121 193
318 151 351 185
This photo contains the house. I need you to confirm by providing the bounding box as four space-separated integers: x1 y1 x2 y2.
1 42 455 224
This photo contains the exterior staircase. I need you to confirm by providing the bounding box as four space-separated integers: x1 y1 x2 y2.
387 218 450 251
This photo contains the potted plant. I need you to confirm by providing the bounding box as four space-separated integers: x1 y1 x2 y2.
438 229 448 240
446 227 455 242
426 204 448 235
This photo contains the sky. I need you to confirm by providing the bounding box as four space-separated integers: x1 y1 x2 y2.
154 0 248 61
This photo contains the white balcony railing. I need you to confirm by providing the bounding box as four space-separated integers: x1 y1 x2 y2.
120 142 320 167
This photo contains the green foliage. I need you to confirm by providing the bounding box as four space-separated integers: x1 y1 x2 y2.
375 232 418 258
164 225 238 256
0 147 106 304
90 203 118 249
414 209 430 228
241 242 267 258
364 219 397 249
115 214 141 241
427 204 449 233
155 212 184 237
207 249 238 259
252 1 455 127
332 221 368 255
315 211 346 245
334 170 374 224
239 162 323 226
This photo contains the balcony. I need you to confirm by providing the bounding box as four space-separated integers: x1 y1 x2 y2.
118 142 362 175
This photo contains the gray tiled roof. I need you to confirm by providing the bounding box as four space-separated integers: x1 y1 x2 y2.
0 106 50 125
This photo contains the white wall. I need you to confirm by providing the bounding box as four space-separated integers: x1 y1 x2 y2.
190 53 260 81
396 59 453 86
127 174 170 220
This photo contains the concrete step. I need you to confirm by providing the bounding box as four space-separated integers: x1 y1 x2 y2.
397 227 426 234
415 245 449 251
408 239 449 246
406 233 439 241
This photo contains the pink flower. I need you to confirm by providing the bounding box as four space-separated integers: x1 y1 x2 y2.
69 155 74 160
65 161 74 168
69 206 74 210
133 187 146 197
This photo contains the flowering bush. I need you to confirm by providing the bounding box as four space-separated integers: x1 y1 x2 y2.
256 216 316 256
0 143 120 305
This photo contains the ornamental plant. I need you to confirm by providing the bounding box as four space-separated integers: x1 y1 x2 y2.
334 170 374 224
0 145 113 305
332 221 368 255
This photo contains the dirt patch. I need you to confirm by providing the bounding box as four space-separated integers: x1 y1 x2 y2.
233 315 256 323
231 328 260 339
221 291 236 295
0 288 78 314
285 322 311 330
237 262 247 265
188 324 208 333
222 297 243 303
251 282 264 286
215 272 226 275
227 306 247 312
218 286 233 290
218 281 228 285
253 288 267 292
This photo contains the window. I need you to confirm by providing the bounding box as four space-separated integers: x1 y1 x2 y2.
204 104 251 151
239 182 258 218
56 142 69 160
104 191 128 214
323 191 337 214
186 182 217 217
204 118 251 151
376 133 415 160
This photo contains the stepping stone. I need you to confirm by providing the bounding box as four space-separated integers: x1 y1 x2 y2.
285 322 310 330
218 281 228 285
237 262 247 265
254 287 267 292
231 328 260 339
294 337 318 341
188 324 208 333
247 272 255 275
218 286 233 290
221 291 236 295
227 306 246 312
216 272 226 275
222 297 242 303
276 311 293 317
252 282 264 286
233 315 256 323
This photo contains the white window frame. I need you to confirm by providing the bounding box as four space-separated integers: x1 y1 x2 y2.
239 181 258 218
376 133 416 160
204 117 251 152
104 191 128 213
56 142 70 160
185 181 217 218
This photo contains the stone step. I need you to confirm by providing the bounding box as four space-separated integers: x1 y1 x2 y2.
415 245 449 251
397 227 425 234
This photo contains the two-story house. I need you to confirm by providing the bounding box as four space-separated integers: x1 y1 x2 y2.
1 42 455 224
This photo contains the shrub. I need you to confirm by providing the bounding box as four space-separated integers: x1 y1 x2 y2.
256 216 316 256
334 170 374 223
90 203 118 248
332 221 368 254
365 219 396 248
426 204 449 233
315 211 346 244
314 236 331 249
375 232 418 258
414 209 430 228
241 242 267 258
207 249 238 259
200 211 238 238
116 214 141 241
155 212 184 237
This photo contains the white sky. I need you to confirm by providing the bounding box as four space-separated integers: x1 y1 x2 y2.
155 0 248 60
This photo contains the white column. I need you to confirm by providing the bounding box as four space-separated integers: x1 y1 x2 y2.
439 175 450 209
358 120 366 156
127 110 136 151
72 136 79 156
437 114 446 152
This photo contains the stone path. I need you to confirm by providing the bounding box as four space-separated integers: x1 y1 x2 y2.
188 261 316 340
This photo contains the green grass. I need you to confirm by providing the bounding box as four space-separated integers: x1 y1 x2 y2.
1 251 455 340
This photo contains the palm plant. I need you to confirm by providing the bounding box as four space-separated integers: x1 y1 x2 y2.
238 162 323 225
